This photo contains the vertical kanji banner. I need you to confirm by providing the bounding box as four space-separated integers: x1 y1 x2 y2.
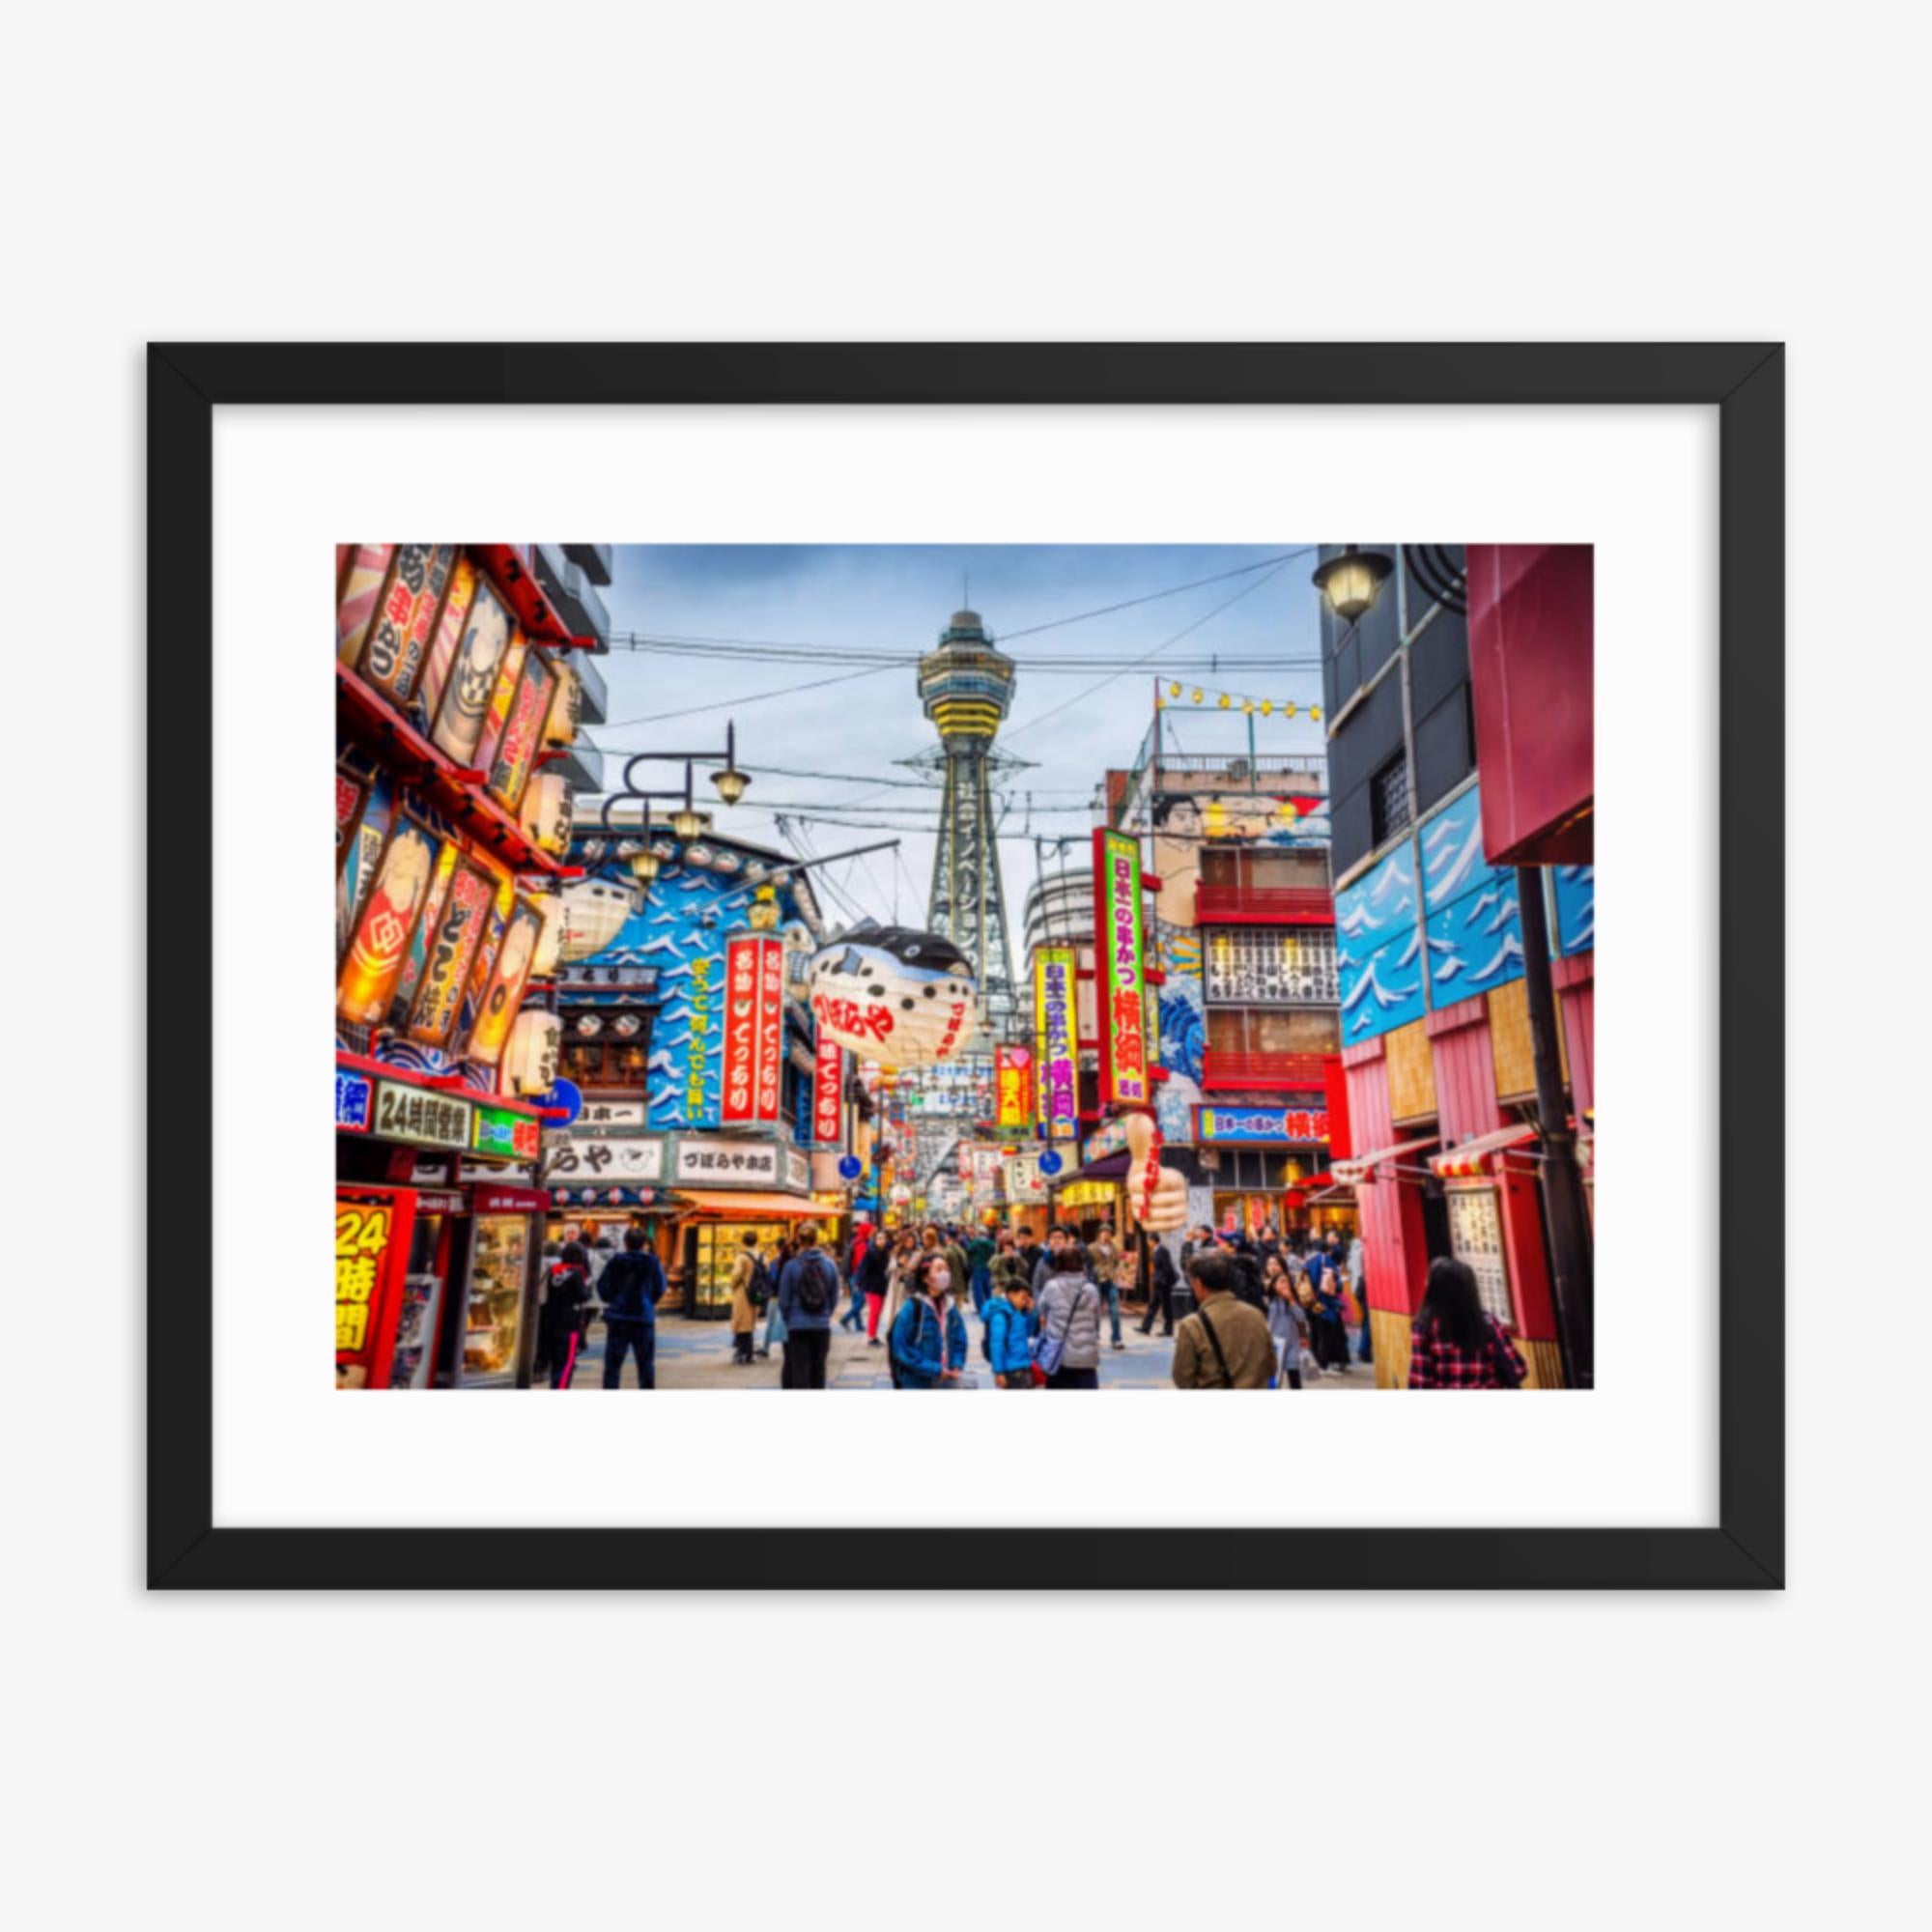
1094 827 1150 1107
723 935 763 1124
1035 945 1078 1140
812 1026 844 1146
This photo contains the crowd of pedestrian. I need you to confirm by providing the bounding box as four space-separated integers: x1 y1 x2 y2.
531 1205 1520 1394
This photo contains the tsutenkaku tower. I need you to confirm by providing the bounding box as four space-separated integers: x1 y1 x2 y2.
918 608 1020 1035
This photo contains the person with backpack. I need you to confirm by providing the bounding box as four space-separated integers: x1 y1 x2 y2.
1033 1242 1103 1389
889 1251 968 1388
727 1229 764 1366
1171 1249 1276 1389
538 1241 594 1389
1406 1256 1529 1389
595 1227 668 1390
777 1222 839 1388
964 1226 996 1318
981 1267 1036 1388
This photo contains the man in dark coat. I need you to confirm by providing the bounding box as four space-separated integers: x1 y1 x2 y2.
596 1228 667 1389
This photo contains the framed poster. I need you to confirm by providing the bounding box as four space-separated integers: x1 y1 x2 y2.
151 341 1781 1590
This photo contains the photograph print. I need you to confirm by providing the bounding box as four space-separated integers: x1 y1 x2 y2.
333 542 1594 1395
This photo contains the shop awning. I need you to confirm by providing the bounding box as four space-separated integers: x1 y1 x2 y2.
1332 1135 1438 1186
676 1190 824 1219
1057 1150 1130 1184
1431 1122 1537 1179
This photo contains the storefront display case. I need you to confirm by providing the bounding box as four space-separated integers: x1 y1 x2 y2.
458 1211 534 1385
687 1219 790 1318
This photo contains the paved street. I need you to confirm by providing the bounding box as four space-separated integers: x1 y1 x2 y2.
558 1311 1378 1390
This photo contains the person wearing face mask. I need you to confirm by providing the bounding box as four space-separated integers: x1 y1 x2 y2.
888 1252 968 1389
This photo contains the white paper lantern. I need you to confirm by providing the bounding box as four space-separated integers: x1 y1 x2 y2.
505 1009 561 1095
530 894 569 980
519 770 574 857
808 923 979 1068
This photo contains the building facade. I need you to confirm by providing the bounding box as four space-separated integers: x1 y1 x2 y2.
334 542 611 1389
1321 544 1595 1388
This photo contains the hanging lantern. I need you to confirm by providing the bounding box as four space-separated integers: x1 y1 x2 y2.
1168 682 1181 698
670 805 707 840
1283 701 1297 720
530 893 569 979
711 763 752 806
1261 699 1273 716
1190 689 1203 704
519 770 574 856
541 664 582 750
748 885 781 932
505 1009 561 1095
556 877 634 962
628 849 662 886
809 924 979 1068
1241 697 1255 714
1309 705 1322 723
1217 693 1231 709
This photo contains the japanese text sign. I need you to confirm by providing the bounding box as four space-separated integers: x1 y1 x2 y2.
1093 829 1149 1107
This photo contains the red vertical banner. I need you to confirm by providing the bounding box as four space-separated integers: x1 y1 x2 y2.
754 938 784 1124
723 936 761 1123
995 1043 1033 1130
812 1027 844 1147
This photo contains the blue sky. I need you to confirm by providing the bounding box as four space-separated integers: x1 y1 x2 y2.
593 544 1328 941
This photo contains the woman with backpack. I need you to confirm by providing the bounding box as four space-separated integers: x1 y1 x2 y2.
889 1251 968 1388
1033 1242 1103 1389
1406 1256 1529 1389
727 1229 762 1366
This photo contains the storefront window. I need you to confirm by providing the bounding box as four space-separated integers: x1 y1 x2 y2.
1446 1186 1514 1328
689 1221 784 1317
1206 1007 1342 1055
389 1211 448 1389
463 1214 531 1381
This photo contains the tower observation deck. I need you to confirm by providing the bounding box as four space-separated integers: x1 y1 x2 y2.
917 609 1020 1035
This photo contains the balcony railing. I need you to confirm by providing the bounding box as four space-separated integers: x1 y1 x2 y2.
1201 1049 1331 1093
1195 884 1334 925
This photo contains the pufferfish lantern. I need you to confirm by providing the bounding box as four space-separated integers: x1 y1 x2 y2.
809 922 980 1068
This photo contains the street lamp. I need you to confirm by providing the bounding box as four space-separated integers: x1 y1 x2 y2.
670 800 706 841
628 848 662 885
1312 544 1394 623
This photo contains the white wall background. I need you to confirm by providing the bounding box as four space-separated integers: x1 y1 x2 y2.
4 5 1919 1929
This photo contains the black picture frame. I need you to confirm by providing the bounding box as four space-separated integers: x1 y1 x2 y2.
148 342 1783 1590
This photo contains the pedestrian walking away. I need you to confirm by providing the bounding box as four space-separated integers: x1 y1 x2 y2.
1034 1244 1103 1389
595 1228 667 1389
1172 1250 1277 1389
777 1222 839 1388
727 1229 763 1366
539 1241 594 1389
1406 1257 1530 1389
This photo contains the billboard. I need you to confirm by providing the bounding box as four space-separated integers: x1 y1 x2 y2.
1034 946 1077 1141
1093 828 1151 1107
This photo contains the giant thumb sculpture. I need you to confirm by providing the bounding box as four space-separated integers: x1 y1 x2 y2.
1122 1110 1188 1233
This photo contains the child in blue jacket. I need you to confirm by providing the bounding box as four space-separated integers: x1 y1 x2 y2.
890 1255 969 1388
982 1278 1037 1389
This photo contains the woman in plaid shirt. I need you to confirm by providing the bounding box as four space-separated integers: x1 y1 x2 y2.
1406 1257 1529 1389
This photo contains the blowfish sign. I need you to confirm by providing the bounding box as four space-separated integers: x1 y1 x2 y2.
808 923 979 1069
1034 945 1077 1141
723 935 784 1125
1093 828 1150 1106
994 1043 1034 1130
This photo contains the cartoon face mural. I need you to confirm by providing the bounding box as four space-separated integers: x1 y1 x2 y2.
430 580 513 766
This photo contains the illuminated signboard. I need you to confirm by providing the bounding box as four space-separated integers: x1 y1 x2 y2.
1198 1106 1331 1145
812 1027 845 1147
335 1199 392 1359
1092 828 1150 1107
334 1068 373 1132
1035 947 1077 1141
472 1103 542 1163
372 1080 474 1151
995 1042 1034 1131
723 935 784 1126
